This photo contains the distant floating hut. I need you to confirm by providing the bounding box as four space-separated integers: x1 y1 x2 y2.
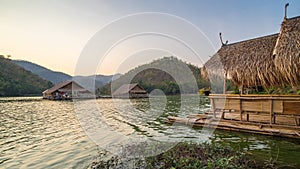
112 83 148 98
42 80 93 100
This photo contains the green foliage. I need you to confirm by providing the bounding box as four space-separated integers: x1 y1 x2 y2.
12 60 72 84
248 86 298 95
297 90 300 95
97 57 211 96
90 142 258 169
199 88 211 96
142 142 255 169
0 57 53 96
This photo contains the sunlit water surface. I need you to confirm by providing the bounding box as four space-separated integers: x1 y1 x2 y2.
1 96 300 168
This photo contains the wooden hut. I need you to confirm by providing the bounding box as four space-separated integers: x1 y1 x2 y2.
42 80 93 100
167 5 300 138
203 15 300 93
202 34 280 92
200 7 300 125
112 83 148 98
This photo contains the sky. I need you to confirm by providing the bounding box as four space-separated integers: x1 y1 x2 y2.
0 0 299 76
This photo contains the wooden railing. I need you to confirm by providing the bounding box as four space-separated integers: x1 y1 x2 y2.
209 94 300 125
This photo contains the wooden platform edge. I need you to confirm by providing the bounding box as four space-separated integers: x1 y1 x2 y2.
166 116 300 139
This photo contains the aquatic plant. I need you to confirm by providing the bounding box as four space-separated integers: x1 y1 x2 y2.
89 142 258 169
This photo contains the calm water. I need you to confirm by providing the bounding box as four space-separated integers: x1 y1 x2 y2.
1 96 300 168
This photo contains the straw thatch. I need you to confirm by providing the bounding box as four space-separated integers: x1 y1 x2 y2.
42 80 93 99
112 83 148 98
202 34 280 88
273 16 300 87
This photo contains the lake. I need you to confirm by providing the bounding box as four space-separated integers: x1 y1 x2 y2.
1 96 300 168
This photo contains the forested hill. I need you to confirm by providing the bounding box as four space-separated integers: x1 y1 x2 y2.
12 60 71 84
13 60 120 88
98 57 210 95
0 57 53 96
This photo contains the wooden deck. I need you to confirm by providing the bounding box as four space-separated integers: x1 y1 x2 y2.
166 94 300 139
210 94 300 126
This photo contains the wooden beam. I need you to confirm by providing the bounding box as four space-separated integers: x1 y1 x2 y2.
240 99 243 121
211 97 216 118
270 99 274 124
223 72 227 94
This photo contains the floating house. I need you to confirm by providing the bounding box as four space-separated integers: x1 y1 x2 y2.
168 4 300 139
42 80 93 100
112 83 148 98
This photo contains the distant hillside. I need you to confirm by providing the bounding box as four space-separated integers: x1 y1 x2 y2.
13 60 120 89
12 60 72 84
0 57 53 96
98 57 210 95
73 74 122 91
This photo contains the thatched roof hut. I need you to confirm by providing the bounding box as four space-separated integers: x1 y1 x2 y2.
112 83 148 98
203 9 300 91
202 34 280 88
273 16 300 87
43 80 93 99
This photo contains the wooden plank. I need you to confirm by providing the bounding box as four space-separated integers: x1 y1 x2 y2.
166 116 300 139
225 99 240 110
213 98 225 110
211 98 240 110
241 100 270 112
209 94 300 101
283 101 300 115
273 100 283 113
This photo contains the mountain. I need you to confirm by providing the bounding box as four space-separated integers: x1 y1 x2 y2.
73 74 122 92
0 57 53 96
97 57 210 95
12 60 72 84
13 60 121 89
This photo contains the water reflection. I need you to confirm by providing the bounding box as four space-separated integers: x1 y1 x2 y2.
0 97 97 168
1 96 300 168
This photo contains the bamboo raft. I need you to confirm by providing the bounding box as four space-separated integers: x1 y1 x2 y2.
166 94 300 139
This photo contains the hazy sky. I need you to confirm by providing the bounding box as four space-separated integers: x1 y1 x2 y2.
0 0 299 75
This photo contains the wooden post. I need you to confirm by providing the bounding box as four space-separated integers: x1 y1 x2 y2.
223 72 227 94
239 85 244 95
221 110 225 119
239 99 243 121
284 3 289 20
211 97 216 118
270 99 274 124
294 118 299 126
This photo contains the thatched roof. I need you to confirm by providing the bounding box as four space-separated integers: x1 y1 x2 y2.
273 16 300 86
202 34 279 87
43 80 87 94
112 83 147 96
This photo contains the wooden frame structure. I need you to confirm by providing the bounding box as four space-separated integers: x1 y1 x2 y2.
210 94 300 126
